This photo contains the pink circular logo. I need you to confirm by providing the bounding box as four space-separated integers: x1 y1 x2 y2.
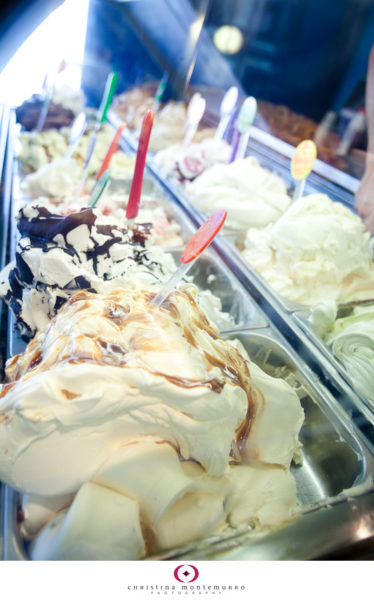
173 564 199 583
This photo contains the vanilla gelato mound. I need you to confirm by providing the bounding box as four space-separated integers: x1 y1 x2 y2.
112 86 156 130
243 194 374 305
134 101 214 153
186 156 291 237
0 286 304 558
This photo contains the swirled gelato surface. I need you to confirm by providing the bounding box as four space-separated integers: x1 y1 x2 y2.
243 194 374 305
0 205 175 338
322 303 374 404
186 156 291 237
0 286 303 558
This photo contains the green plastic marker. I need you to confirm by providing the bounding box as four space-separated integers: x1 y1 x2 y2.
235 96 257 161
97 71 119 126
89 170 110 207
76 72 119 198
153 73 169 112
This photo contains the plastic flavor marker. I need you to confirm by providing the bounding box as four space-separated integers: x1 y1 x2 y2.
90 170 110 207
291 140 317 201
76 72 119 197
75 134 97 199
215 86 239 141
182 93 206 148
230 96 257 162
65 112 87 159
36 58 66 132
153 73 169 112
96 122 126 180
152 209 227 308
98 71 119 126
126 110 154 220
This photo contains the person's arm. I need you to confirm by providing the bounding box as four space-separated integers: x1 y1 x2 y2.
355 44 374 233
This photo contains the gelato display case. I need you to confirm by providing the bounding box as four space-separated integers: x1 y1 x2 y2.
1 0 374 561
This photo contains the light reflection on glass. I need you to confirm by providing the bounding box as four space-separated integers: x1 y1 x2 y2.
0 0 89 106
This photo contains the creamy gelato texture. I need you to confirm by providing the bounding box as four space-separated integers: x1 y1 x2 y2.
186 156 291 237
0 286 303 558
243 194 374 305
31 482 146 560
0 205 176 338
51 84 85 115
322 303 374 404
21 154 135 198
17 123 134 176
153 137 231 183
131 101 214 152
0 285 287 493
112 85 156 130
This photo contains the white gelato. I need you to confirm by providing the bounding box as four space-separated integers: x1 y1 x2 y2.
131 101 215 153
186 156 291 238
0 286 303 498
52 83 85 115
94 438 196 525
20 492 75 538
243 194 374 305
309 300 338 337
22 158 82 198
31 482 146 560
226 463 297 529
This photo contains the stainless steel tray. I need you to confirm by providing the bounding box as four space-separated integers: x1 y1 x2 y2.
2 328 374 560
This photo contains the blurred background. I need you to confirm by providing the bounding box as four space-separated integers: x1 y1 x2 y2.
0 0 373 177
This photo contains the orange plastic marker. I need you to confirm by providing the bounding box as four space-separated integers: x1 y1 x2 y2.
95 121 127 180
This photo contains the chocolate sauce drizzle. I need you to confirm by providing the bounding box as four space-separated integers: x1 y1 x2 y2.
2 287 259 454
0 206 165 339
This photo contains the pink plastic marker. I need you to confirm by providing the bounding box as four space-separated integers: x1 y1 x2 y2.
152 209 227 307
126 110 154 220
96 121 127 180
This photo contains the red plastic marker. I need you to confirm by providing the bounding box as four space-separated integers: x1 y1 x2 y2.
126 110 154 219
181 209 227 263
96 121 127 180
152 210 227 307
